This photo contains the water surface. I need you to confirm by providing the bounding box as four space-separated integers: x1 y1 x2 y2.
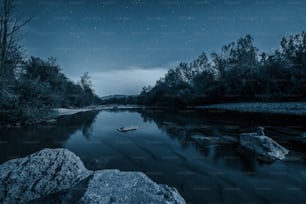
1 109 306 203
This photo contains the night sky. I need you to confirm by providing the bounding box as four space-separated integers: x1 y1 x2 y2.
14 0 306 96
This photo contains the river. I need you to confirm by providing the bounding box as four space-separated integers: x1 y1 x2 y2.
0 109 306 203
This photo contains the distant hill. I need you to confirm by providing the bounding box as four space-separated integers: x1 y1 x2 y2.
101 95 139 104
101 95 129 100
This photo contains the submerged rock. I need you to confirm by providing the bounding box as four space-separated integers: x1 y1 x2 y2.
191 135 238 145
191 135 218 143
80 170 185 204
0 148 186 204
117 126 138 132
44 119 57 124
240 127 289 161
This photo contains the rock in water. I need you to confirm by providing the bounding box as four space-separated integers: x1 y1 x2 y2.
0 148 91 204
240 127 289 161
80 170 185 204
0 148 186 204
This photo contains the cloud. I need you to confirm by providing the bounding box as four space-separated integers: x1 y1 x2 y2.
90 66 169 96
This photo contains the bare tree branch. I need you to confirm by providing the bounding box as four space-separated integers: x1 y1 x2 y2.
7 17 32 37
0 0 31 79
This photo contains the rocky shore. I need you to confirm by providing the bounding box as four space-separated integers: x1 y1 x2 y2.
197 102 306 116
0 148 185 204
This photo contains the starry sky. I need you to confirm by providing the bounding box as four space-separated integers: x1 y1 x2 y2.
14 0 306 96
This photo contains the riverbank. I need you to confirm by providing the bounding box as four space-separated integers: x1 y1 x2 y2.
53 106 103 116
0 106 102 128
197 102 306 116
0 105 145 128
2 102 306 128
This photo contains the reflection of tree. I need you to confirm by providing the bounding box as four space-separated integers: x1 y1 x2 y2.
137 109 306 172
57 111 99 140
138 109 241 140
0 111 99 164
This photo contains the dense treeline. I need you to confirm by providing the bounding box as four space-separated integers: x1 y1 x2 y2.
101 95 139 105
0 0 100 124
138 32 306 106
1 57 101 124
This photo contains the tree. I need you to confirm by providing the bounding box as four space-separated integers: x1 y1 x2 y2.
139 32 306 106
80 72 93 91
0 0 31 124
140 85 152 95
236 35 258 66
0 2 102 124
79 72 98 106
0 0 30 80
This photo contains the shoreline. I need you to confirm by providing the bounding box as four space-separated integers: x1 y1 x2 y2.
2 102 306 128
53 106 102 117
196 102 306 116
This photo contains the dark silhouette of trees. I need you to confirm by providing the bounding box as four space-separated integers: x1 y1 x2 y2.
139 32 306 106
0 1 101 125
0 0 31 123
0 0 30 79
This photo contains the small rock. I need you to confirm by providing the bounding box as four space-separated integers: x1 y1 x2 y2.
45 119 57 124
191 135 207 141
240 127 289 161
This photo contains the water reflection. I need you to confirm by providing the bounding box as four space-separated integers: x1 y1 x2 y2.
0 111 99 164
1 109 306 203
137 109 306 170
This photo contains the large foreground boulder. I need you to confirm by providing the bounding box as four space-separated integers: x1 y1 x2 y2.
80 170 185 204
0 148 91 203
240 127 289 161
0 148 186 204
